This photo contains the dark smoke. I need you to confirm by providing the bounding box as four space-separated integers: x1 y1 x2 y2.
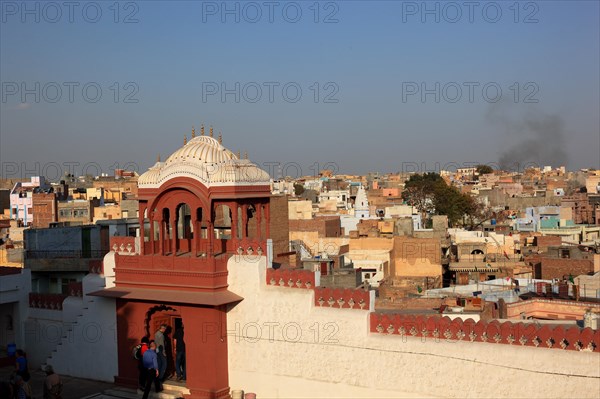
486 102 568 170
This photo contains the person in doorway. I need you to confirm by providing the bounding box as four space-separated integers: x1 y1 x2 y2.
173 323 186 381
154 324 168 382
142 341 162 399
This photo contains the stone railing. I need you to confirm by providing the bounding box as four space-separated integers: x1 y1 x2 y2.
233 239 266 258
266 268 315 289
29 293 67 310
68 281 83 297
314 287 372 311
110 236 137 255
265 268 373 311
369 314 600 352
88 259 103 274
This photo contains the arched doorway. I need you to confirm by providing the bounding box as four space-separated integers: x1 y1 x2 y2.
145 305 182 381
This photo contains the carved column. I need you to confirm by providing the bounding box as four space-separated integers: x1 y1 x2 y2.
241 204 248 239
256 202 262 240
158 218 165 256
171 207 177 257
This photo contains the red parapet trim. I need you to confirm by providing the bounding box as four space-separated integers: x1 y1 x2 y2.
28 293 67 310
266 268 315 289
89 259 103 274
68 281 83 297
314 287 370 310
369 313 600 352
110 236 137 254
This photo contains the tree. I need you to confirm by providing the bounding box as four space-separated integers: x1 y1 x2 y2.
476 165 494 175
402 172 491 228
293 183 305 196
402 173 445 216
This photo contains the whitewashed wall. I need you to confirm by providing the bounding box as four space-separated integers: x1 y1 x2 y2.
227 256 600 398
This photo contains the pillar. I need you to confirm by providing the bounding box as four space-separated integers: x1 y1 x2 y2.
139 203 146 255
159 218 165 256
180 306 230 399
231 203 238 241
193 215 200 257
171 208 177 256
265 202 270 239
256 202 262 240
149 218 155 255
241 204 248 239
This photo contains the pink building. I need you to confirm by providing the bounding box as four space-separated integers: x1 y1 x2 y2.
9 177 49 226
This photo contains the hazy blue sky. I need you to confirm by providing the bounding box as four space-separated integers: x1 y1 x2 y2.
1 0 599 179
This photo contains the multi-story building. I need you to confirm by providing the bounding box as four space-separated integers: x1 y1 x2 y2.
9 176 50 226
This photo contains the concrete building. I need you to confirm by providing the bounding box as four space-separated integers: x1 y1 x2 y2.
24 225 108 294
57 198 101 225
9 177 50 226
288 199 313 220
585 170 600 194
562 193 596 225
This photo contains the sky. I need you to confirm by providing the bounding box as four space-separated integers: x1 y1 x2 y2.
1 0 599 180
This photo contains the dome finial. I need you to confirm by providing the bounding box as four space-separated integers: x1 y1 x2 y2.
236 150 240 159
191 126 196 138
210 126 213 137
244 151 248 159
201 124 205 136
184 135 188 145
157 154 161 162
218 132 222 144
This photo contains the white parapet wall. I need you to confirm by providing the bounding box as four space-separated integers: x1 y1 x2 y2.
227 256 600 398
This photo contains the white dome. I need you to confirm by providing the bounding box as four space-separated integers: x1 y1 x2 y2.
139 135 270 188
165 136 237 165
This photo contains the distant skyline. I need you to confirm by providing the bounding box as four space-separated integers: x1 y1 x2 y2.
1 1 599 179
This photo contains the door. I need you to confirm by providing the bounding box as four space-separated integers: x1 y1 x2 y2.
320 262 328 276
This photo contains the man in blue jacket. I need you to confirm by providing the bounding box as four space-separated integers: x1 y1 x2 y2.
142 341 162 398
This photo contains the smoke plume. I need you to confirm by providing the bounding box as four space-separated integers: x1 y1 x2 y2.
486 102 568 170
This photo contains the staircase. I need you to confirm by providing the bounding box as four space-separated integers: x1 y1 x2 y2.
290 239 314 260
40 258 119 382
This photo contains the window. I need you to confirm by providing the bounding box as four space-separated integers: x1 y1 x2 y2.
27 208 33 214
74 209 88 217
59 209 72 217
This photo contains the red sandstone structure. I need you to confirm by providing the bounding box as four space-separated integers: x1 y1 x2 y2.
93 131 272 398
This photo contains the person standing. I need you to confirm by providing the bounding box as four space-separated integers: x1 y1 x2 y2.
142 341 162 399
43 365 63 399
13 375 32 399
137 337 150 390
173 324 186 381
15 350 30 382
154 324 167 382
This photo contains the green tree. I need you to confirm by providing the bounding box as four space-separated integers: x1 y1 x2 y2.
293 183 305 196
402 172 488 228
476 165 494 175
